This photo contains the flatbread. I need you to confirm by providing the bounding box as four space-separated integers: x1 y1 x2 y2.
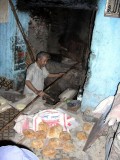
59 131 71 141
83 122 93 132
76 131 87 141
42 146 56 158
47 138 61 148
16 104 26 110
35 130 46 140
47 124 63 138
31 139 44 149
23 129 35 138
63 142 75 152
38 121 49 132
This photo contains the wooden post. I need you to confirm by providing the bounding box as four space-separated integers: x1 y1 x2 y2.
8 0 35 64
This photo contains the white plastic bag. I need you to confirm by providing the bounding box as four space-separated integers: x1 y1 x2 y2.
92 96 114 117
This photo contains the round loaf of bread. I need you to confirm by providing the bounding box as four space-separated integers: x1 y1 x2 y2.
76 131 87 141
35 130 46 140
47 124 63 138
38 121 49 132
23 129 35 138
47 138 61 148
55 124 63 133
42 146 56 158
83 122 93 132
31 139 44 149
16 104 26 110
0 98 7 105
59 131 71 141
63 142 75 152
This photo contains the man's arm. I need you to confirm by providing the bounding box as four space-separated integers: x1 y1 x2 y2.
25 80 39 95
48 73 64 78
25 80 49 97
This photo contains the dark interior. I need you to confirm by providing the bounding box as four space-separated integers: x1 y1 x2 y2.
16 0 97 101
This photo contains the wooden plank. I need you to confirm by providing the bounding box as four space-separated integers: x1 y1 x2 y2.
0 0 8 23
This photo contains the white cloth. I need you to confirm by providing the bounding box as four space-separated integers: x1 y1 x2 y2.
106 104 120 126
0 146 39 160
105 93 120 126
92 96 114 116
24 62 49 96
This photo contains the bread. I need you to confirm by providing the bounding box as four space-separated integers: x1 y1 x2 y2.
47 124 63 138
62 142 75 152
23 129 35 138
35 130 46 140
76 131 87 141
47 126 59 138
31 139 44 149
38 121 49 132
0 98 7 105
59 131 71 141
83 122 93 132
16 104 26 110
47 138 61 148
42 146 56 158
56 124 63 133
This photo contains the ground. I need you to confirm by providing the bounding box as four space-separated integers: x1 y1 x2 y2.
12 109 106 160
0 91 106 160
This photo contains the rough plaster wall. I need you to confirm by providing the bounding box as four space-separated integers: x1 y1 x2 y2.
47 9 91 56
81 0 120 111
0 0 29 90
0 1 15 79
28 9 91 62
28 16 48 54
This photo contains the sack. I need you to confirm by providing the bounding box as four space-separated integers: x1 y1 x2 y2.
14 109 79 135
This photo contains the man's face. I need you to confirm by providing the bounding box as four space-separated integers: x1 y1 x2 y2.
38 56 48 68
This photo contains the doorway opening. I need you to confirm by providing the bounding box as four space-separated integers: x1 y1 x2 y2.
27 8 96 101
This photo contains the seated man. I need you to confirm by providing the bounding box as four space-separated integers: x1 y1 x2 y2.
24 51 64 97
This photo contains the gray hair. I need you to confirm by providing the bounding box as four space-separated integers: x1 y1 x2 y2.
36 51 50 61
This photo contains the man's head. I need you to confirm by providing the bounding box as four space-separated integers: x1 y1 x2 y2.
36 51 50 68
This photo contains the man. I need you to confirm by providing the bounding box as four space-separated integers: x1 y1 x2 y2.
24 51 64 97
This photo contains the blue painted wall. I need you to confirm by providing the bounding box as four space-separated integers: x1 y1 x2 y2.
0 0 29 88
81 0 120 111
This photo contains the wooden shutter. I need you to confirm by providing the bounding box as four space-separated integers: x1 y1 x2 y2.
104 0 120 18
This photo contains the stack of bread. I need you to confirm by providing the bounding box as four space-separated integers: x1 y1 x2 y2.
23 121 75 159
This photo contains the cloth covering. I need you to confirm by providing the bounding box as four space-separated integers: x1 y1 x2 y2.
24 62 49 96
0 146 39 160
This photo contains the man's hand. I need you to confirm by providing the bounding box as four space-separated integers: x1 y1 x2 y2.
48 72 65 78
105 104 120 126
57 73 65 77
35 90 45 97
